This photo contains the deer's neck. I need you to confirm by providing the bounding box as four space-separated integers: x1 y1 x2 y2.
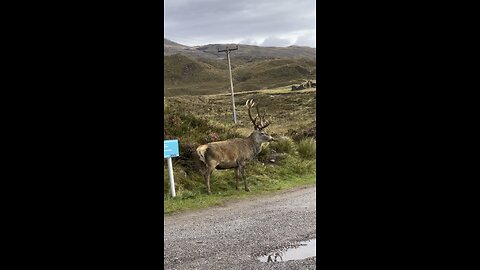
247 135 262 158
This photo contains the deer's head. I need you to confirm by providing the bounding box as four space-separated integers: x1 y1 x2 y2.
245 99 274 143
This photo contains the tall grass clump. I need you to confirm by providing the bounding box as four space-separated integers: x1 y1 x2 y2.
164 106 241 145
297 138 316 159
269 136 295 154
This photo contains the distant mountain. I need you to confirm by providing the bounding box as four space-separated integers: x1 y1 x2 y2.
164 38 187 47
164 38 316 61
163 38 316 96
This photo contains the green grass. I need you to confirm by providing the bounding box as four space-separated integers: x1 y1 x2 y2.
164 173 316 214
164 88 316 137
298 138 316 159
164 147 316 214
269 136 296 154
164 88 316 214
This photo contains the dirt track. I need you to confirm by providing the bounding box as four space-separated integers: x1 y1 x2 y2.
164 185 317 269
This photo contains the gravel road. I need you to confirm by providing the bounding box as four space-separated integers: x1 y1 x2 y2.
164 185 317 269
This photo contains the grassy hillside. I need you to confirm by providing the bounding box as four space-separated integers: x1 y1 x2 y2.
164 88 316 213
164 54 316 96
194 43 316 60
233 58 316 91
164 54 230 96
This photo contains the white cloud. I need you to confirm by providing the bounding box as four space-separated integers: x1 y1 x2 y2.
261 36 294 47
164 0 316 48
294 30 316 48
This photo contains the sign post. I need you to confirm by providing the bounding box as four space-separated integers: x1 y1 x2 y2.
167 157 175 197
164 139 179 198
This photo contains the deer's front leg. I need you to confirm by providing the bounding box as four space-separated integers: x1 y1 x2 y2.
240 165 250 192
234 167 240 190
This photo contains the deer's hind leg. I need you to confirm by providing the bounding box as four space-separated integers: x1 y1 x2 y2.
204 167 214 195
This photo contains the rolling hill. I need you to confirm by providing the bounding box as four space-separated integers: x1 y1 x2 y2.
164 38 316 96
164 38 316 61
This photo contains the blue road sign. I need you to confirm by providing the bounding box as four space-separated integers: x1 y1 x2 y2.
164 140 179 158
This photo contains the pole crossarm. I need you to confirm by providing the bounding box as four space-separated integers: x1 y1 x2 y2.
218 46 238 53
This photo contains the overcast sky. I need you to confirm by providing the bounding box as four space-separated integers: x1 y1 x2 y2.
164 0 316 48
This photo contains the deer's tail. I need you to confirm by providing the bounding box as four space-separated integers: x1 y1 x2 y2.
196 145 208 165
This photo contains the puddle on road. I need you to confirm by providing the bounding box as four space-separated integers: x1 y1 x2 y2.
258 239 316 262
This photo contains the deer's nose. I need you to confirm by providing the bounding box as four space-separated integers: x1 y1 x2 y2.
269 136 275 142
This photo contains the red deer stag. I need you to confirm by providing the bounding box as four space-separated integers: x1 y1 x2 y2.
196 99 274 194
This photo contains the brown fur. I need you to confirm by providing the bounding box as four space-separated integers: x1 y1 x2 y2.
196 131 272 194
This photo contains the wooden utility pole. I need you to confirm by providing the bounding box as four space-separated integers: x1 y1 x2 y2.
218 46 238 124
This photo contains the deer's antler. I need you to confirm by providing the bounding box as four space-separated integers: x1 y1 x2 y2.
245 99 270 130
